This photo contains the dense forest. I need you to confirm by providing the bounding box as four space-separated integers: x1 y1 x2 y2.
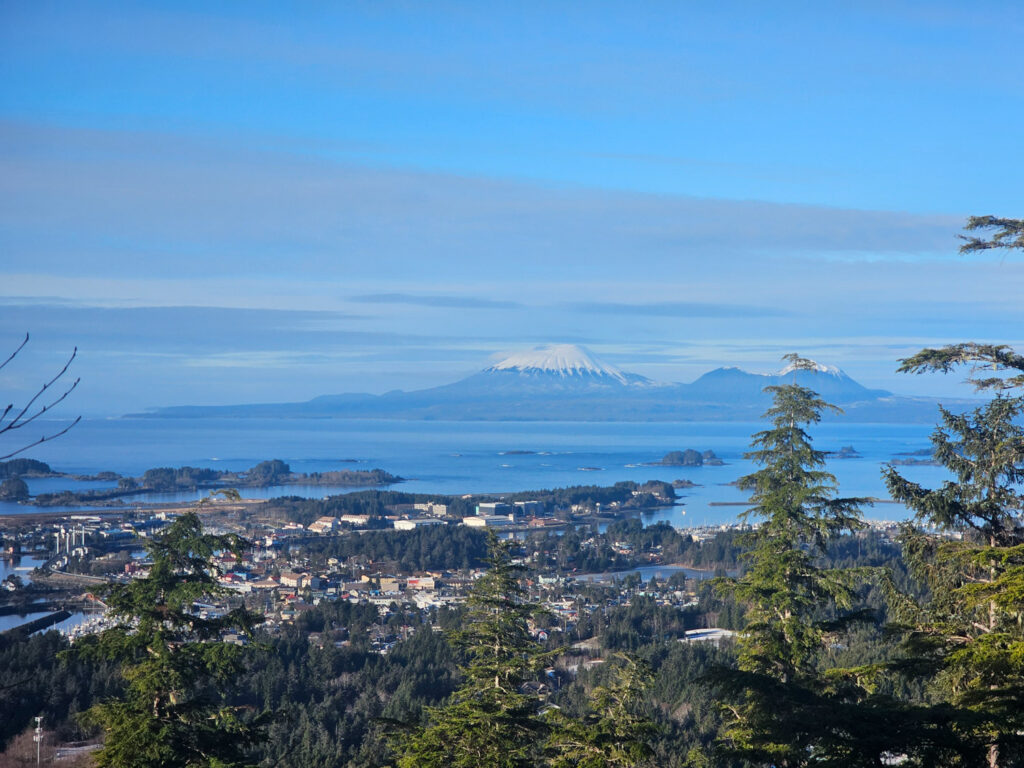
0 521 937 767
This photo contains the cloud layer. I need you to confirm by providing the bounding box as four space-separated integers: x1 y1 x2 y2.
1 122 966 288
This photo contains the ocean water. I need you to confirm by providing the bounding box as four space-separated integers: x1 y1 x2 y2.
3 417 951 526
0 555 61 633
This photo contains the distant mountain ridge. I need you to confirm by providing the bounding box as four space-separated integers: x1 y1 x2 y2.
134 344 974 423
685 365 891 405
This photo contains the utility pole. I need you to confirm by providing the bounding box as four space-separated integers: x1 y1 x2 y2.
33 716 42 765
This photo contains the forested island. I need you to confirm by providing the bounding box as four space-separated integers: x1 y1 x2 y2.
827 444 861 458
645 449 724 467
0 459 403 507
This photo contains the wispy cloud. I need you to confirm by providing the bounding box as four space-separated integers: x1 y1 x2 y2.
0 121 966 290
568 301 790 319
351 293 521 309
0 304 369 355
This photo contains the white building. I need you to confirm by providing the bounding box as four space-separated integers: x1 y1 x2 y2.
406 576 436 590
681 628 737 646
307 516 339 534
414 502 449 516
393 518 447 531
463 514 515 528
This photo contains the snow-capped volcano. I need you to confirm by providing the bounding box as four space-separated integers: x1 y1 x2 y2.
487 344 630 383
480 344 660 390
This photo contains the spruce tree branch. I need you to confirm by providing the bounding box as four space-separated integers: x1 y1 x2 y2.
958 215 1024 254
897 343 1024 392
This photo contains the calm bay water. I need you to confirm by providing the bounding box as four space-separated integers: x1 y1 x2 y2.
2 417 951 526
0 555 93 634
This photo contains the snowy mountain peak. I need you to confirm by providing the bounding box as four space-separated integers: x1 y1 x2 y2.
487 344 629 384
778 361 844 377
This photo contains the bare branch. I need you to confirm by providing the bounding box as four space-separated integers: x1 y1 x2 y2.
0 417 80 460
0 376 80 434
0 346 78 433
1 335 80 460
0 333 29 373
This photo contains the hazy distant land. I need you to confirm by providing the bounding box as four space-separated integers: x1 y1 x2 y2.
133 344 978 424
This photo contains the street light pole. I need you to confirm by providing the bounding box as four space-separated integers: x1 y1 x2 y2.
34 716 42 765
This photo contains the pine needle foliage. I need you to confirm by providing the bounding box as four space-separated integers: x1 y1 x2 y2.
71 510 266 768
546 655 657 768
908 216 1024 392
392 532 555 768
898 344 1024 393
884 362 1024 767
712 360 882 767
733 377 866 681
958 216 1024 255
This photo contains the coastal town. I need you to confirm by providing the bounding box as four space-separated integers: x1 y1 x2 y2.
1 480 909 655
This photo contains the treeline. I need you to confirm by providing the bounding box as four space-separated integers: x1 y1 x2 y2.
268 491 475 527
31 460 403 505
270 480 677 529
0 459 53 478
503 480 676 510
529 519 745 574
303 525 490 572
0 591 459 765
139 465 222 491
0 631 122 750
290 514 740 575
237 607 459 767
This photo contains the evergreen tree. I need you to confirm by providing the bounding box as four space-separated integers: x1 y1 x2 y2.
392 532 554 768
712 355 880 767
72 508 266 768
547 655 657 768
884 346 1024 768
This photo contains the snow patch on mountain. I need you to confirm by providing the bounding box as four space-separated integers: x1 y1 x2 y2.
488 344 630 384
778 361 844 377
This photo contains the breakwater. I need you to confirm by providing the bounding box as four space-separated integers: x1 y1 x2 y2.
1 610 72 635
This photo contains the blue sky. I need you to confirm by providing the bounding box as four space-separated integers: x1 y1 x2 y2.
1 1 1022 414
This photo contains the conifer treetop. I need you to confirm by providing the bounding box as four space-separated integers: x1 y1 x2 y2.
72 510 266 768
958 215 1024 254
